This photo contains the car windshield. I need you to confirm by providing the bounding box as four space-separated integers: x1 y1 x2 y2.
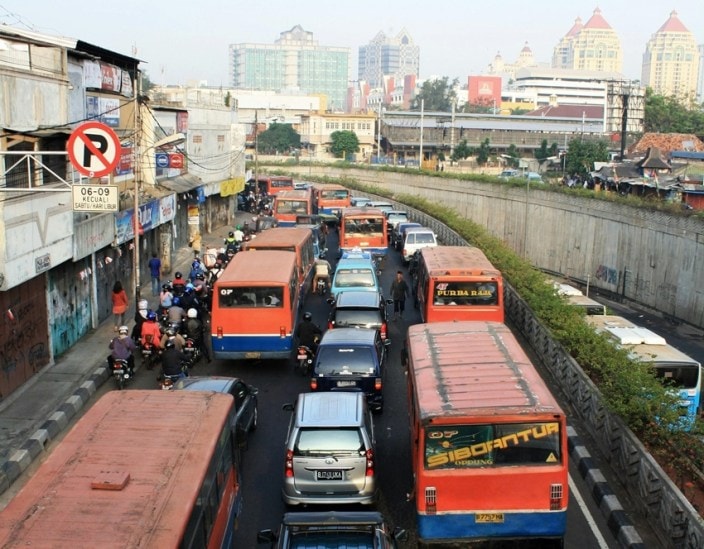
334 269 376 288
295 427 365 455
334 309 382 328
316 347 376 375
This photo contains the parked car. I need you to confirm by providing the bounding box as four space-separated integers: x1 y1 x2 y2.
173 376 258 443
524 171 545 184
499 169 520 179
401 227 438 263
310 327 388 413
257 511 407 548
281 391 377 506
327 290 393 342
392 221 421 250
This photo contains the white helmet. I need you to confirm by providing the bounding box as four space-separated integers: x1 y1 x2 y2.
187 308 198 319
118 325 129 335
138 299 148 310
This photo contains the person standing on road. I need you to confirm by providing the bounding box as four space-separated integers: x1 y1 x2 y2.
111 280 129 331
148 253 162 296
390 270 409 320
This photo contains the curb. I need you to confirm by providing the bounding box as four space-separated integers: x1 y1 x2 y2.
567 426 646 549
0 365 110 495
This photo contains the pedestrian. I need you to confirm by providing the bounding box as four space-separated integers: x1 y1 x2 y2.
148 252 162 296
389 270 409 321
111 280 129 331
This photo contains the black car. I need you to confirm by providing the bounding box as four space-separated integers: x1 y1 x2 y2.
310 327 388 413
173 376 258 443
258 511 407 548
327 290 392 342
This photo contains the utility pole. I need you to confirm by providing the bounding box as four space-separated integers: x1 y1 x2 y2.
419 99 424 170
133 70 142 303
254 110 258 190
449 99 456 160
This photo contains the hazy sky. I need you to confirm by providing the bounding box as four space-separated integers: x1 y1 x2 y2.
1 1 702 86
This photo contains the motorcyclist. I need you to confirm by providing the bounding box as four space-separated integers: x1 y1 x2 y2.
160 339 188 380
294 311 322 354
172 271 187 296
224 232 239 257
109 325 136 375
224 231 237 248
160 325 186 352
184 308 211 363
233 225 245 243
180 284 199 313
159 283 174 315
312 258 332 293
167 296 186 329
131 299 149 344
140 311 163 351
189 259 204 282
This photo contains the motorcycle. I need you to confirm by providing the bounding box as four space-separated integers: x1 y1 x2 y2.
316 277 329 295
159 361 189 390
183 337 202 367
141 336 159 370
110 358 131 390
295 345 315 376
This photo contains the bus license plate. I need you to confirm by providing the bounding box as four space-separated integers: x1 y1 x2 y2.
316 470 343 481
476 513 504 523
245 352 261 359
337 380 357 387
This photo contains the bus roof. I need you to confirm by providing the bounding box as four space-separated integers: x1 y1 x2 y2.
341 207 385 217
585 315 700 366
275 189 312 200
0 390 233 548
243 227 313 249
217 249 296 285
406 321 563 421
420 246 501 277
312 183 347 190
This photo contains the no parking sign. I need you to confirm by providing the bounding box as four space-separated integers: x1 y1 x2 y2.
67 122 122 177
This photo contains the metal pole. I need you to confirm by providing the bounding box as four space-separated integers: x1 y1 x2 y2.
523 180 529 259
133 71 141 304
254 110 258 189
450 100 456 159
419 99 424 170
308 103 312 176
377 100 382 162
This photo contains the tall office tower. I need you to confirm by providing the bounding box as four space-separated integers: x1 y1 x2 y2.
552 8 622 73
229 25 350 111
641 11 701 103
358 29 419 89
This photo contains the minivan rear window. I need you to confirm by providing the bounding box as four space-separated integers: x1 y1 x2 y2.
334 268 375 288
334 309 381 328
316 347 375 374
295 428 364 454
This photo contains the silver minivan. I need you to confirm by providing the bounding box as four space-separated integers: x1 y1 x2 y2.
281 392 377 506
401 227 437 263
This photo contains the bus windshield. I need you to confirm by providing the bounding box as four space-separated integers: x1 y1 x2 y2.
424 422 562 469
344 218 385 235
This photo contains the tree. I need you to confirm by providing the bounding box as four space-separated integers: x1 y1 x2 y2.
534 139 558 162
644 88 704 133
410 77 458 112
505 144 520 168
476 138 491 166
330 130 359 159
257 123 300 154
140 72 154 94
565 139 610 175
451 140 472 162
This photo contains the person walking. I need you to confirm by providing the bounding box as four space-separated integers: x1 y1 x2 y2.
389 270 409 321
111 280 129 331
148 252 162 296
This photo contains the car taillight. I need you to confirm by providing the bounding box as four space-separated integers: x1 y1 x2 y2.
374 378 382 391
549 483 564 510
425 487 437 513
380 323 387 340
328 321 334 329
285 449 294 477
365 449 374 477
280 326 286 338
216 326 223 339
310 378 318 390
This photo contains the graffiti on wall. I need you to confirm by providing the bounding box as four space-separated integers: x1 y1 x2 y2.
595 264 619 286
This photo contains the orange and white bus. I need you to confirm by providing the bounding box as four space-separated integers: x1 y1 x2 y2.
242 227 316 293
339 207 389 259
255 175 294 196
273 188 314 226
312 183 351 216
211 249 300 360
404 321 568 546
414 246 504 323
0 390 241 548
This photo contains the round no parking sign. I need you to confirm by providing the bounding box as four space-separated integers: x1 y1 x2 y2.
67 122 122 177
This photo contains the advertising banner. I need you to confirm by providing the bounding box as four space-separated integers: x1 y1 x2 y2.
159 194 176 224
83 60 102 89
100 62 122 93
99 97 120 127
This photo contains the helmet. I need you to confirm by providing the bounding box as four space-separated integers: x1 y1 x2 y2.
192 260 200 269
236 225 242 230
303 311 312 322
196 273 205 281
187 308 198 319
228 231 234 238
146 311 157 322
162 283 171 291
138 299 148 310
173 296 181 307
118 325 129 335
175 271 182 279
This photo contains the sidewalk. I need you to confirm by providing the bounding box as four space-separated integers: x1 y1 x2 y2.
0 211 254 496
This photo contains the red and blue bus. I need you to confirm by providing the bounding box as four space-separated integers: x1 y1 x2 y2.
255 175 294 196
338 207 389 260
211 249 300 360
415 246 504 323
273 188 314 227
242 227 316 295
0 390 241 548
312 183 351 216
404 321 568 546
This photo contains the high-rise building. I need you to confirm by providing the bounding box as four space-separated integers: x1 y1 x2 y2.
641 11 701 103
229 25 350 111
552 8 622 73
358 29 419 89
487 42 542 81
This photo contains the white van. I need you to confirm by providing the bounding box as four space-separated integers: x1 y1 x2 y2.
401 227 437 263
